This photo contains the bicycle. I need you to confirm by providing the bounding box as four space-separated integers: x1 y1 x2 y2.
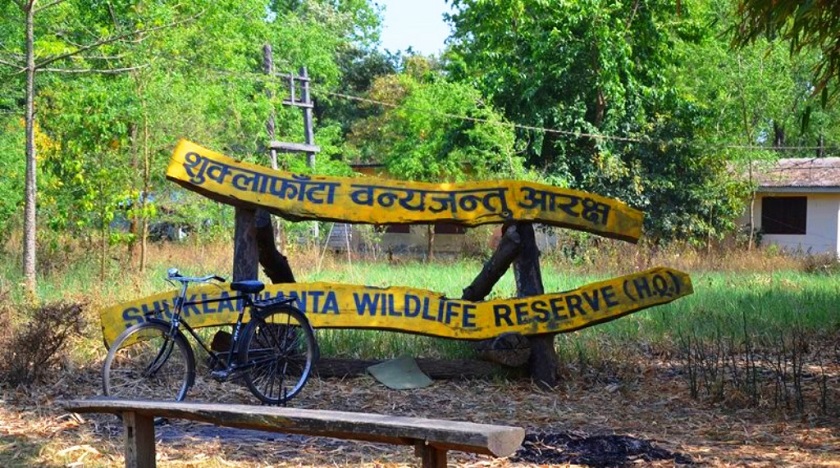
102 268 318 405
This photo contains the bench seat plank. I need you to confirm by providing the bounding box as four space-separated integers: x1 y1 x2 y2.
63 398 524 459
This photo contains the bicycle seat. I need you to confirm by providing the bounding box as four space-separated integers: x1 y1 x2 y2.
230 280 265 294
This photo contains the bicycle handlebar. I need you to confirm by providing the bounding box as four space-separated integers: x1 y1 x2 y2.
167 268 226 284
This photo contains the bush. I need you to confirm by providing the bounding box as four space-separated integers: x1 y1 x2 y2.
0 301 86 387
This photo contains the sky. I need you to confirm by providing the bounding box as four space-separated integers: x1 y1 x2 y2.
377 0 453 56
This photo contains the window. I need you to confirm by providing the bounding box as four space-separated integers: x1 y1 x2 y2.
761 196 807 234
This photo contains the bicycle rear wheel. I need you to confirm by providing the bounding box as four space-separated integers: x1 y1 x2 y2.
239 306 318 405
103 321 195 401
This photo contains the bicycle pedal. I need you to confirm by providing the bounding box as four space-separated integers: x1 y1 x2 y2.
210 369 232 382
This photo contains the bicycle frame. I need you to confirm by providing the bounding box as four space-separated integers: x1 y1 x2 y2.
156 279 297 374
160 280 256 372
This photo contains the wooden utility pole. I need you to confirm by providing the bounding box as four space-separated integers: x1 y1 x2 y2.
263 44 278 171
269 67 321 243
300 67 316 170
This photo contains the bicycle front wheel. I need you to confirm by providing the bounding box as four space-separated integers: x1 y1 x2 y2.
239 306 318 405
102 321 195 402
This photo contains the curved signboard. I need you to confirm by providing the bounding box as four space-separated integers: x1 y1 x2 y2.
166 140 645 242
100 267 692 347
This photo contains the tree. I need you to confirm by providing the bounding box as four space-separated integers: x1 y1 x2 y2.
315 46 401 137
445 0 747 241
674 0 840 247
732 0 840 103
0 0 198 296
0 0 381 289
347 57 522 256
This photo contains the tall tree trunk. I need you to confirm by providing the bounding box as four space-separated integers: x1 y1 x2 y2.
773 121 785 149
22 0 37 296
538 130 558 169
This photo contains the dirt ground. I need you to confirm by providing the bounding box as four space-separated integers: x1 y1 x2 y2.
1 360 839 467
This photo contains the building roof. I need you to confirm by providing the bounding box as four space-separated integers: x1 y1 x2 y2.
752 157 840 193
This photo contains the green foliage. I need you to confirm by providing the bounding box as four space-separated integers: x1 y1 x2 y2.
0 117 24 242
347 63 523 182
732 0 840 103
5 0 840 254
677 0 840 159
627 94 751 240
444 0 772 242
38 74 136 236
0 0 379 261
316 46 401 137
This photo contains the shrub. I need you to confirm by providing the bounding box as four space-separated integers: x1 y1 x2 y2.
0 301 86 387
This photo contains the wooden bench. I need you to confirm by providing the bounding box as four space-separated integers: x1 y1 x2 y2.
63 398 525 468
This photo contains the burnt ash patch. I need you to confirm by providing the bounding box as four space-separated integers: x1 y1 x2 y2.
512 431 693 467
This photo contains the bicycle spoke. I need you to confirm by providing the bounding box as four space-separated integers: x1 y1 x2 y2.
241 307 316 405
103 323 193 402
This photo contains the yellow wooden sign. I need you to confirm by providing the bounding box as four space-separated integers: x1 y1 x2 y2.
166 140 645 242
100 267 692 346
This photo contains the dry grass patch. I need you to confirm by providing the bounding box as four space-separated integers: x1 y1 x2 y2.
2 351 839 467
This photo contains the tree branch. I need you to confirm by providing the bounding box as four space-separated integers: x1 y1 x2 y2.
0 57 24 70
625 0 640 32
32 12 204 71
34 0 68 13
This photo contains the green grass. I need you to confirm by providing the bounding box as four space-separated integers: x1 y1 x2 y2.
1 244 839 362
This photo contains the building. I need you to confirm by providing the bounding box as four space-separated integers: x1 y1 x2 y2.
745 157 840 256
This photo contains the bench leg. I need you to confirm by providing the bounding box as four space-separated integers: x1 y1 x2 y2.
415 442 447 468
123 411 156 468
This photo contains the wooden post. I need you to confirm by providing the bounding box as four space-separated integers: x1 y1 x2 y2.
299 66 319 242
122 411 155 468
263 44 277 170
415 442 447 468
262 44 287 254
300 66 316 170
270 66 320 246
464 225 530 367
513 223 558 389
233 208 259 281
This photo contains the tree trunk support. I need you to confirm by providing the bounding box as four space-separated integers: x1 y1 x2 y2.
255 209 295 283
464 225 531 367
462 225 521 301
